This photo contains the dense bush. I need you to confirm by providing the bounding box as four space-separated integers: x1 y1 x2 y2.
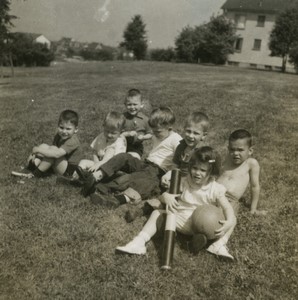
149 48 176 62
9 34 54 67
80 48 114 61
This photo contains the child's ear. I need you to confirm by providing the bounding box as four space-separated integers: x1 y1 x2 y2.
75 127 79 133
202 132 208 140
249 147 253 156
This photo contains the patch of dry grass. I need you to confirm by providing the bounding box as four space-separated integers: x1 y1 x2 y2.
0 61 297 299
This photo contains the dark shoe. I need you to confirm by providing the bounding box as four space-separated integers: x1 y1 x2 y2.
76 166 91 181
27 160 37 172
125 202 154 223
81 174 97 197
90 192 120 208
189 233 207 255
56 175 83 187
125 207 143 223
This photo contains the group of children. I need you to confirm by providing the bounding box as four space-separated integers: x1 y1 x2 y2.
12 88 267 260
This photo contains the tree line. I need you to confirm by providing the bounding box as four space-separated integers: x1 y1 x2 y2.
1 1 298 74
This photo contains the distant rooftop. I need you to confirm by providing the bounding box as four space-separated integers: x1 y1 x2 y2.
222 0 298 13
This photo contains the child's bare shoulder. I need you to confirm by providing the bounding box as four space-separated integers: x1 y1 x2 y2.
247 157 260 169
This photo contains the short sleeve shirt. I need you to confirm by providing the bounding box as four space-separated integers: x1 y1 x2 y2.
123 111 152 135
53 133 81 164
91 133 126 160
178 177 227 212
146 131 182 172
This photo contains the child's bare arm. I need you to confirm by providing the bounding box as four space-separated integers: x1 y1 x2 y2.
159 192 180 213
89 147 115 172
33 144 66 159
93 154 100 163
248 158 266 215
136 133 153 142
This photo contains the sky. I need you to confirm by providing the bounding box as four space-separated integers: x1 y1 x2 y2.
10 0 227 48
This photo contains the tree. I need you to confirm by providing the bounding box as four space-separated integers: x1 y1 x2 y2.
120 15 147 60
194 15 237 64
289 46 298 73
0 0 17 76
175 15 236 64
175 26 201 63
269 5 298 72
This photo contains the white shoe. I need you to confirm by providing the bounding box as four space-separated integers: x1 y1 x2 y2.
207 243 234 260
11 170 34 178
116 241 146 255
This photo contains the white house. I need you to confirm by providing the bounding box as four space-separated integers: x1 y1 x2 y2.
221 0 297 71
33 34 51 49
13 32 51 49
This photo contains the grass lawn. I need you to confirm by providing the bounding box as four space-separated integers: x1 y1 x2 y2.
0 61 297 299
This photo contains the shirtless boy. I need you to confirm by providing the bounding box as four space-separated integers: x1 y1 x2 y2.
217 129 267 215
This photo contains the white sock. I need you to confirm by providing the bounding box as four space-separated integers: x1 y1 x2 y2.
131 231 150 246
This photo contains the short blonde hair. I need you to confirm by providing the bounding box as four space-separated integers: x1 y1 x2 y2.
103 111 125 132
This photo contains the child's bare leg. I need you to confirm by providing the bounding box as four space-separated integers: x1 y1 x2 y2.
78 159 94 170
37 157 54 172
53 157 68 175
116 210 165 254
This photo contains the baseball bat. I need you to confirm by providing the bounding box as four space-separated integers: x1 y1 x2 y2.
161 169 181 270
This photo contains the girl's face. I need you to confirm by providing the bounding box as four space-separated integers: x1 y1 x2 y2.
189 162 210 187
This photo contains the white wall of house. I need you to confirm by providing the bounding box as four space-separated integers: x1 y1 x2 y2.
225 11 293 71
35 35 51 49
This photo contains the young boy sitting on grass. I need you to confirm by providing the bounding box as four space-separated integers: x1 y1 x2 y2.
121 88 152 159
12 110 81 178
217 129 267 216
161 111 209 188
76 111 126 177
81 106 182 206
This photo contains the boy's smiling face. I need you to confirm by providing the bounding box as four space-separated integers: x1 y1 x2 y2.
183 122 207 148
125 96 143 116
57 121 78 140
228 138 252 165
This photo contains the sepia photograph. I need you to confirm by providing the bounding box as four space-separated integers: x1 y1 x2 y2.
1 0 297 299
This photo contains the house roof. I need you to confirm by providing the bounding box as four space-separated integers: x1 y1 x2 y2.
222 0 298 13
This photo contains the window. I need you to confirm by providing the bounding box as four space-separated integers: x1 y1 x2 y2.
235 14 246 29
235 38 243 52
257 15 266 27
253 39 262 51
